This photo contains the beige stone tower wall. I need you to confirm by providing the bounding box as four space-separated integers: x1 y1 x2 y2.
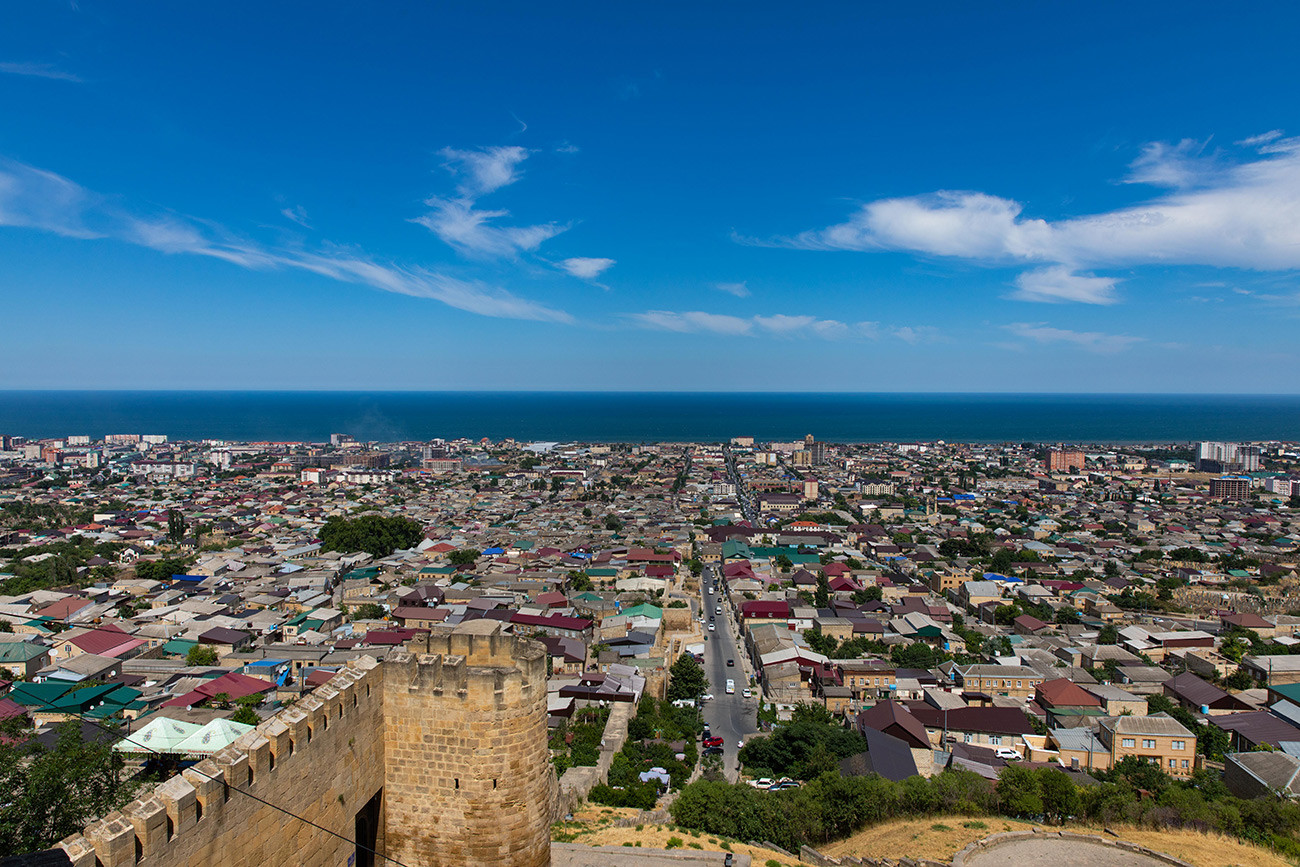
384 621 555 867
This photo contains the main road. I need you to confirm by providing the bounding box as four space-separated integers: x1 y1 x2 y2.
698 563 758 781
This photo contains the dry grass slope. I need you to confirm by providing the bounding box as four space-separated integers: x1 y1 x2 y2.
821 818 1294 867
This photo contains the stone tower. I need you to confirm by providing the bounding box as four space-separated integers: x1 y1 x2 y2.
383 620 555 867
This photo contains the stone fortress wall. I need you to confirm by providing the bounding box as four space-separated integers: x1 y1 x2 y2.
57 621 556 867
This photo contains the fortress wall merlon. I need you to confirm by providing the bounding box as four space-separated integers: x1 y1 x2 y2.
59 654 387 867
58 629 553 867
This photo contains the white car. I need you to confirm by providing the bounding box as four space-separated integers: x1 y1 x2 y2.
742 688 752 698
748 777 774 789
701 693 713 702
708 622 715 631
995 748 1022 761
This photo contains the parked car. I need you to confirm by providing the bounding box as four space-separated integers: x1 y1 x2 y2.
742 688 752 698
727 658 735 667
701 693 714 702
703 746 723 756
748 777 774 789
769 780 800 791
703 736 724 748
994 748 1022 761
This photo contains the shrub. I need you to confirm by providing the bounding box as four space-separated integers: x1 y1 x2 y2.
666 837 684 849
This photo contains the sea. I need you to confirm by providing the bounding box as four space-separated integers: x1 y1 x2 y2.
0 392 1298 445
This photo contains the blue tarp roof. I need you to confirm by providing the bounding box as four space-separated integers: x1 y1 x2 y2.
482 547 505 555
171 574 206 583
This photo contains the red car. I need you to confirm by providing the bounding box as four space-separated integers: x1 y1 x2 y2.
702 736 723 748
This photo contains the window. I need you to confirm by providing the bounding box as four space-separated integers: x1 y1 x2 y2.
1169 759 1176 768
1142 739 1157 749
1017 681 1022 689
964 733 973 743
1181 760 1189 769
1172 740 1185 750
990 735 1002 746
1122 738 1135 748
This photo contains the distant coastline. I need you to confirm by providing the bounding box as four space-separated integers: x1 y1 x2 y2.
0 391 1298 444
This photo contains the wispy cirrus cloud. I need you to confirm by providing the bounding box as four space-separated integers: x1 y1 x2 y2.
411 144 567 258
715 281 750 298
774 134 1300 305
559 257 615 279
0 158 573 323
1003 322 1141 353
0 61 81 82
280 205 311 228
628 310 924 342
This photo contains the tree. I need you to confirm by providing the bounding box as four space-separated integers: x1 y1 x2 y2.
1038 768 1080 823
852 585 883 604
167 509 186 544
352 603 386 621
186 644 218 666
318 515 423 558
666 653 707 703
447 548 479 566
815 572 830 609
791 702 835 726
0 720 137 855
774 554 793 572
997 764 1043 818
230 695 261 726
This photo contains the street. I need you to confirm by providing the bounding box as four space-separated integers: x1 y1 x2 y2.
698 564 757 781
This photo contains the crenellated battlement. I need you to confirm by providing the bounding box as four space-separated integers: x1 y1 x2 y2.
387 622 546 707
59 655 387 867
55 620 554 867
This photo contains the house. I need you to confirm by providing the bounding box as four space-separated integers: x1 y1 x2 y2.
1163 671 1253 715
1035 677 1104 728
1096 713 1197 777
909 704 1035 751
1225 751 1300 799
959 581 1001 611
0 641 51 679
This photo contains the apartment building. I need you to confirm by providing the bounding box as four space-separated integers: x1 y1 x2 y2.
1097 712 1197 777
954 664 1044 698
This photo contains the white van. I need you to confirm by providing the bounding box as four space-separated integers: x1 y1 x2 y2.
725 679 735 694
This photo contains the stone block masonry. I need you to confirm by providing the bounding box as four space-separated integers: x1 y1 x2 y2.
58 621 556 867
384 621 556 867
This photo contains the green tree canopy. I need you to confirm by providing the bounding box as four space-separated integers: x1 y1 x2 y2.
186 644 218 666
666 653 708 703
318 515 423 558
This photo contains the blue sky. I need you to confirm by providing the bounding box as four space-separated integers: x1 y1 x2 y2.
2 2 1299 391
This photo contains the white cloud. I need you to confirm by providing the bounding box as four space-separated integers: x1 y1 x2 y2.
0 158 573 323
414 144 568 258
0 61 81 82
891 325 941 344
781 134 1300 303
1003 322 1141 353
715 281 750 297
438 145 529 197
280 205 311 228
411 197 565 258
630 310 754 335
752 314 815 333
628 310 852 339
1010 267 1120 305
560 257 616 279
